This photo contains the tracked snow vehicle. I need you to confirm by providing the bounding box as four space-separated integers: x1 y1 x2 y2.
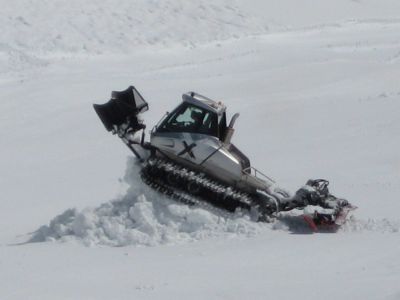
93 86 355 228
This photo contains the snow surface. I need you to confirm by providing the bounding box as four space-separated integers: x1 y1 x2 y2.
1 1 400 299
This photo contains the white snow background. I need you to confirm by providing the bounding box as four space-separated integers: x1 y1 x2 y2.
1 1 400 299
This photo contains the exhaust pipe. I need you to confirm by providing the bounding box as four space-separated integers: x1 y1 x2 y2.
224 113 239 145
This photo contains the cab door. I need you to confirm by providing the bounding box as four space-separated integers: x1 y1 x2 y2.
151 102 221 165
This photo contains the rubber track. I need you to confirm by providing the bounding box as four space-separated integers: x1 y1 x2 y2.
140 157 266 220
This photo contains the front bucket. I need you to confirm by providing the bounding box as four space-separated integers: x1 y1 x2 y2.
93 86 148 132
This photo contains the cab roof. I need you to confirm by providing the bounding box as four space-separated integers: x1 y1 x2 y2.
182 92 226 116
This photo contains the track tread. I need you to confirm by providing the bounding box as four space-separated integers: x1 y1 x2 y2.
140 157 267 220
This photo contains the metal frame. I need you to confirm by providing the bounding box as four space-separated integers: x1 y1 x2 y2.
243 166 276 184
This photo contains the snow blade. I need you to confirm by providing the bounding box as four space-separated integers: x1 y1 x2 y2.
93 86 148 132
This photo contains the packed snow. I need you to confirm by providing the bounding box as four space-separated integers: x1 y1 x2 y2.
1 0 400 299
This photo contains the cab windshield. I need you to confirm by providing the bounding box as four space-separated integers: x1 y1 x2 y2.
159 103 218 137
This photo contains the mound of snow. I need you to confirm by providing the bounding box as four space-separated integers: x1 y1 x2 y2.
30 157 269 246
30 157 400 246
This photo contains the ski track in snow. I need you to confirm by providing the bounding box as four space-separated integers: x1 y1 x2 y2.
29 157 400 247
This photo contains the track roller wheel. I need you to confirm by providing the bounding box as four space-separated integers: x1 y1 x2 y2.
187 181 201 195
167 173 180 186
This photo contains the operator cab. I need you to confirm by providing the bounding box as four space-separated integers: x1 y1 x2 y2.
157 92 227 140
151 91 251 184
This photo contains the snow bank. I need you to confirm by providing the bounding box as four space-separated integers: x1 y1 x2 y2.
30 157 268 246
30 156 399 246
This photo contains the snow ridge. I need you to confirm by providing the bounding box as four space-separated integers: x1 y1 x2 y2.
30 157 268 247
29 157 399 247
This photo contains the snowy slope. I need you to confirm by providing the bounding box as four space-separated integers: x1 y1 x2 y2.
2 0 400 74
1 1 400 299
